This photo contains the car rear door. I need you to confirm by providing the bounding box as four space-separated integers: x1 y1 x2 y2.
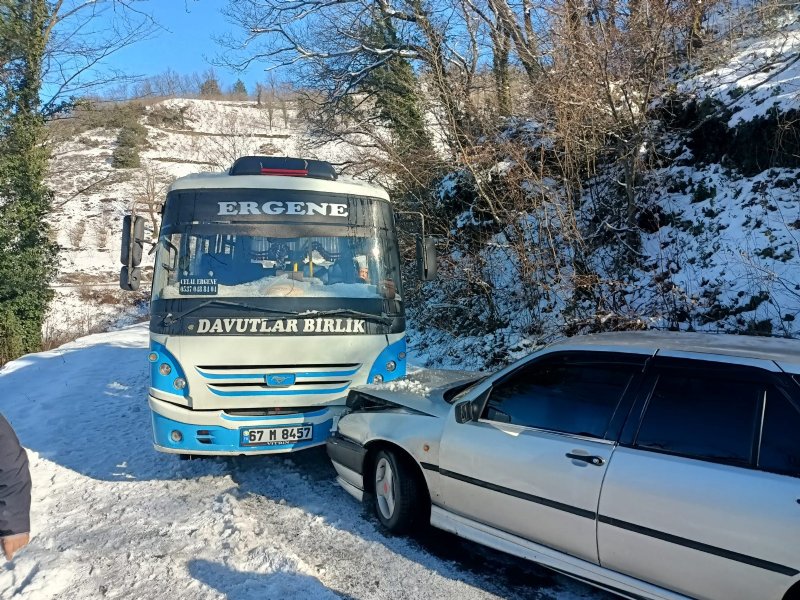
597 357 800 600
437 351 646 565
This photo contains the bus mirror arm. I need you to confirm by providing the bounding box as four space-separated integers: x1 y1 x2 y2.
162 239 179 272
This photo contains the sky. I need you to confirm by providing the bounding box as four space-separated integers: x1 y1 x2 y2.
95 0 271 95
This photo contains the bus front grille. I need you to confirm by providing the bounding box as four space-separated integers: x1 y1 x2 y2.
194 364 363 397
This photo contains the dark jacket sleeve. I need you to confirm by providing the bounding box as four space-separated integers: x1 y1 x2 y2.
0 413 31 537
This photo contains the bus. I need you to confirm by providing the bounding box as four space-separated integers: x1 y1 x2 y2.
119 156 436 456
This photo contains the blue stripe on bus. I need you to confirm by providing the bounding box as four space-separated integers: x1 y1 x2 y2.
208 383 351 397
196 367 360 379
151 411 336 453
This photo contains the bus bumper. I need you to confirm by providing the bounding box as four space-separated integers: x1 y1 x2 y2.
149 396 343 455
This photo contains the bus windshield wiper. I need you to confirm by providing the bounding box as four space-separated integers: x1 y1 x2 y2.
300 309 395 326
163 300 301 326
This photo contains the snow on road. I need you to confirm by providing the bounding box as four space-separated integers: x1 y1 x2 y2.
0 325 605 600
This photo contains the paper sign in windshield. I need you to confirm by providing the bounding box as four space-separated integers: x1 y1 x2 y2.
179 278 218 295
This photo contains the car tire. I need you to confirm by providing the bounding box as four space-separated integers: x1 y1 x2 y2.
371 449 424 534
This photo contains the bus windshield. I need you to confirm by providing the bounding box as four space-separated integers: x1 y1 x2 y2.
152 226 402 302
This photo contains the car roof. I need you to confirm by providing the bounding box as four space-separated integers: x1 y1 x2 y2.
546 331 800 374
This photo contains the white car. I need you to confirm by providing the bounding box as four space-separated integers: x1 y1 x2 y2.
326 332 800 600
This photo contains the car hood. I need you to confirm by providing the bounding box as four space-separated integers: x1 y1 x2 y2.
347 368 484 418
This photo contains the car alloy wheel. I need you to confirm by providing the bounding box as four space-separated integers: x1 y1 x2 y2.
374 456 396 520
370 448 429 533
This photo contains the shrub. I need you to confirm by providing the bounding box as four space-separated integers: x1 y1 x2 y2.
0 309 25 366
112 121 148 168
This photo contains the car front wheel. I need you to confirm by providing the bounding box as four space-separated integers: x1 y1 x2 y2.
372 449 425 533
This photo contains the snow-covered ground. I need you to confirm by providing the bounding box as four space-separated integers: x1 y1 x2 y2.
0 325 606 600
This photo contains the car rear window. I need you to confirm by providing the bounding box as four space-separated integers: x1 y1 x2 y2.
635 374 762 466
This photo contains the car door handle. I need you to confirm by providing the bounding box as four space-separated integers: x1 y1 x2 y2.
566 452 605 466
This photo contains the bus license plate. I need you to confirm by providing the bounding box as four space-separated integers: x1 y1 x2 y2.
241 425 313 446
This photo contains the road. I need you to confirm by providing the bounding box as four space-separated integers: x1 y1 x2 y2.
0 324 610 600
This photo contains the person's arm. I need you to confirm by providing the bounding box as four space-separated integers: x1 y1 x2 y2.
0 413 31 560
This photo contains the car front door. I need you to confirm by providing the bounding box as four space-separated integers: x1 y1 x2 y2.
597 357 800 600
437 351 646 565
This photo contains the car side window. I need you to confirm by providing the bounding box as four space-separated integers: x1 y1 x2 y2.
634 372 762 466
758 387 800 477
482 360 635 439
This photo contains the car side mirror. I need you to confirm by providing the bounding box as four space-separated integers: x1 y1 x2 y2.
455 396 485 424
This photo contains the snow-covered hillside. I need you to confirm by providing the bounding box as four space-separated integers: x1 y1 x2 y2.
43 98 368 346
408 7 800 370
0 326 604 600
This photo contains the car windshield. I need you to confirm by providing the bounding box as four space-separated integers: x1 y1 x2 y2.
152 227 402 301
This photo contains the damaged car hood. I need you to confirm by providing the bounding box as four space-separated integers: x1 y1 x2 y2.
347 368 485 418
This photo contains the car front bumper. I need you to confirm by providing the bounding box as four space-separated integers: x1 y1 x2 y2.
326 433 368 501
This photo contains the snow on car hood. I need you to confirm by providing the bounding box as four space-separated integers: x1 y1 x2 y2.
348 368 484 418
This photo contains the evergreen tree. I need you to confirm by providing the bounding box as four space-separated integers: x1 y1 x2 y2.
0 0 58 364
112 121 148 168
361 17 432 162
231 79 248 99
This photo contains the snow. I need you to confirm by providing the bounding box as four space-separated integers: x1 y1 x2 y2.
0 325 604 600
21 10 799 592
681 15 800 126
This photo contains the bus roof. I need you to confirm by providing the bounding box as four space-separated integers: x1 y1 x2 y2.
168 171 391 202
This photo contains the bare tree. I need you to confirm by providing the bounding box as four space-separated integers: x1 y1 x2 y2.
278 81 292 128
132 165 170 241
219 0 795 342
220 1 480 149
42 1 158 116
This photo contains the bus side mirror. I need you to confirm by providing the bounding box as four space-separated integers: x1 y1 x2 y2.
416 236 437 281
120 215 145 291
120 266 142 291
121 215 145 267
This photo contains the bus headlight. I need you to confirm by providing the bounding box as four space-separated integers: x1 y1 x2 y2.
386 361 397 372
150 341 188 397
373 374 384 383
